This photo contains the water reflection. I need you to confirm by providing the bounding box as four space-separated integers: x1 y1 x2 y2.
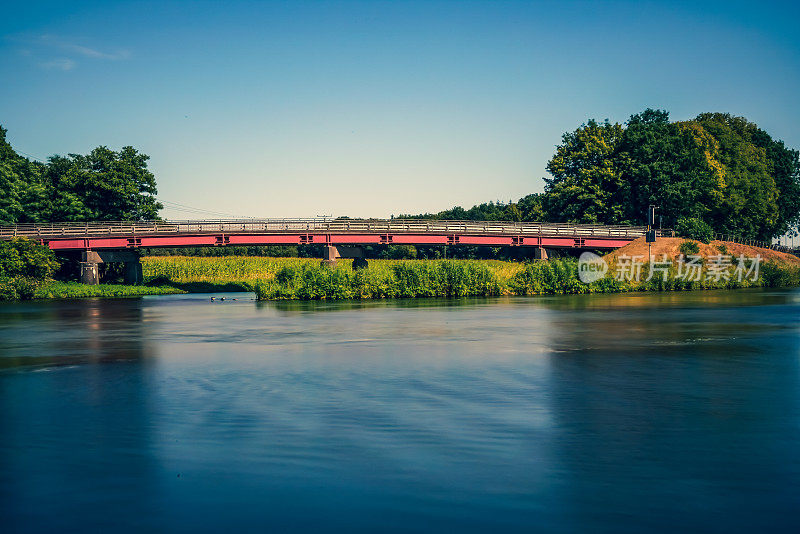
259 296 502 315
0 299 160 531
0 290 799 532
532 288 797 310
543 302 800 533
0 298 153 370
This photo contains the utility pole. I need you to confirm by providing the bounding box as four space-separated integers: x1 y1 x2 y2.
646 205 657 260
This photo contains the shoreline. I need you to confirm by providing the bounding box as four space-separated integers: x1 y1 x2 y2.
11 254 798 301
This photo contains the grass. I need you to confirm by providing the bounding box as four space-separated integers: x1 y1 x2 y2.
34 281 185 299
12 254 800 301
255 260 508 300
141 255 315 284
142 256 526 297
253 257 800 301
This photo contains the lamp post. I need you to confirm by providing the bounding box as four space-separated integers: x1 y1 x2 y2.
646 205 657 261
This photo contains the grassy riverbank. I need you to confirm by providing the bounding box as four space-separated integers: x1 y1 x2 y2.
251 258 800 300
9 252 800 301
140 256 525 295
34 282 185 299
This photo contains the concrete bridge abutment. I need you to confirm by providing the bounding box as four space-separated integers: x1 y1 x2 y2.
80 250 143 285
323 245 368 269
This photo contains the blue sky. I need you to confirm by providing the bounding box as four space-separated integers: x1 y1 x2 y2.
2 0 799 219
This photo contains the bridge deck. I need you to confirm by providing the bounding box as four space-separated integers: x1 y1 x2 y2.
0 219 657 251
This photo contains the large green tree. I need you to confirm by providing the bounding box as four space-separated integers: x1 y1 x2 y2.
540 109 799 239
695 113 797 239
0 126 163 223
542 119 625 224
0 127 43 224
44 146 163 221
616 110 728 230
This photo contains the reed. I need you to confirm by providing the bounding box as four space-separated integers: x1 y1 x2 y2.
34 282 184 299
139 255 800 302
141 255 316 284
254 260 507 300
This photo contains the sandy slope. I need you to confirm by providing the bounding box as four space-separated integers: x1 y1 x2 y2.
604 237 800 266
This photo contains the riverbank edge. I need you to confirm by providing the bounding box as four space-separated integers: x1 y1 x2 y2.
6 256 800 301
22 277 799 302
32 282 187 300
252 259 800 301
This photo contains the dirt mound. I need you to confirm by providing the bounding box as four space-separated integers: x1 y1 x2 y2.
605 237 800 266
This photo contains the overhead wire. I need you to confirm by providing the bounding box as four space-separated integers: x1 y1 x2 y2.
13 147 259 221
156 199 256 220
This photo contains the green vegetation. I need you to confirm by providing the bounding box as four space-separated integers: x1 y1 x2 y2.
34 282 184 300
675 217 715 243
9 253 795 302
250 257 800 301
2 106 799 301
142 255 315 285
255 260 505 300
401 110 800 241
140 245 304 258
679 241 701 255
0 125 161 224
139 244 424 260
0 238 60 300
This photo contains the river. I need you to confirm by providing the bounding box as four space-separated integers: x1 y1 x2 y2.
2 290 799 532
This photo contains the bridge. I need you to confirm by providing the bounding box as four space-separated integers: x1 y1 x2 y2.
1 218 659 285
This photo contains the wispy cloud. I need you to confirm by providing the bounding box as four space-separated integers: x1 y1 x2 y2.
58 41 130 61
41 58 76 71
7 34 131 70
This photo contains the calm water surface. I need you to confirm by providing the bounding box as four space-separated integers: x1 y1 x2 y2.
2 290 800 532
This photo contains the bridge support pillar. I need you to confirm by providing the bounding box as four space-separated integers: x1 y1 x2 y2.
322 245 339 266
124 261 144 285
322 245 368 269
80 262 100 285
79 249 143 285
534 247 549 260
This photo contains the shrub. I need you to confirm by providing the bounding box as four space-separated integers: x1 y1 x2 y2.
675 217 714 243
383 245 418 259
509 259 591 295
759 262 800 287
679 240 700 255
0 276 18 300
0 239 60 300
255 260 503 300
0 238 60 279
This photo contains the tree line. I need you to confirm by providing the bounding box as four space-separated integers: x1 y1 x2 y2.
0 126 161 224
3 109 799 241
401 110 800 241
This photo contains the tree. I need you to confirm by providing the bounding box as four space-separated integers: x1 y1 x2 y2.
0 238 59 279
542 119 626 224
0 125 163 223
47 146 163 221
753 131 800 236
0 238 60 300
38 154 94 222
538 109 798 240
0 127 42 224
616 110 728 229
695 112 799 239
517 193 546 221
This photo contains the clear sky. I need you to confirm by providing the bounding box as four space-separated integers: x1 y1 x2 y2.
2 0 799 220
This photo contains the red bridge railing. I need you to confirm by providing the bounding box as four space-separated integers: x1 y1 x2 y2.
0 218 655 240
